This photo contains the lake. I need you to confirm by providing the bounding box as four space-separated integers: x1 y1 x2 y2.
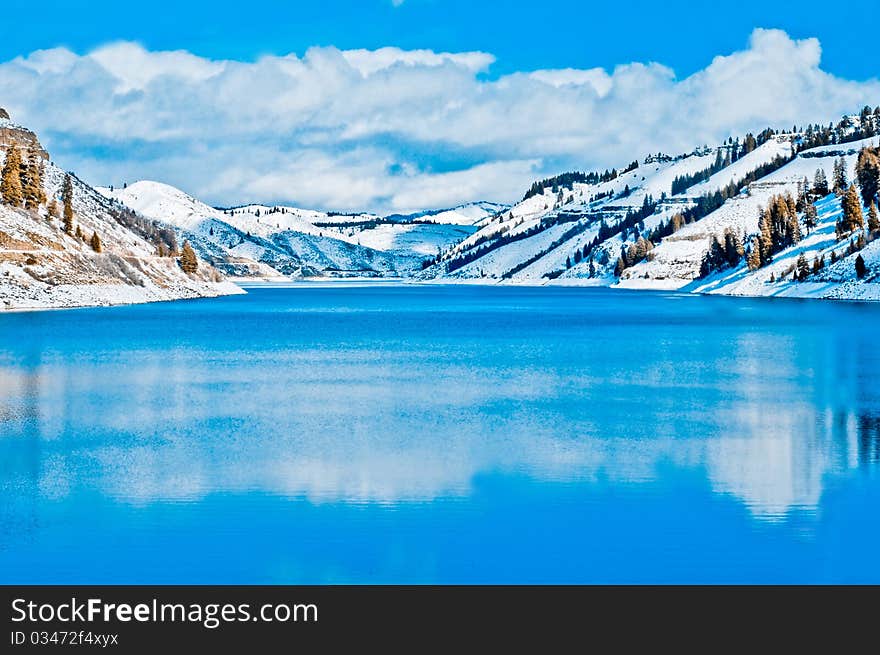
1 283 878 583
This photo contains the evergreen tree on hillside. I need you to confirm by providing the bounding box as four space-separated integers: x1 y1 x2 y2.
796 253 810 281
180 240 198 274
833 156 849 194
90 231 102 253
868 202 880 233
21 145 46 210
837 185 865 238
804 203 818 234
700 236 726 277
856 147 880 208
61 174 74 234
746 237 762 271
723 228 744 267
748 194 805 270
784 192 798 220
758 208 774 265
1 147 23 206
855 254 867 279
813 168 829 197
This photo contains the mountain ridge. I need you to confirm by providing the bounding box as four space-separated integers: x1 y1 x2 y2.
0 113 241 310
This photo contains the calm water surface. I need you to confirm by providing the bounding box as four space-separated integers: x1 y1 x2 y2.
1 284 878 583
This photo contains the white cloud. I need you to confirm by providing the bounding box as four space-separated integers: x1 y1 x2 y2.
529 68 613 96
341 47 495 76
0 29 878 213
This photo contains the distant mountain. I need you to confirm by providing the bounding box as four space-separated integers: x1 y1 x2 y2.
384 202 510 226
0 111 239 310
102 182 504 278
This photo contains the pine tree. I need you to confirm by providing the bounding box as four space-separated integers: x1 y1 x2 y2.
813 168 829 197
180 240 198 273
804 203 818 234
784 192 798 219
868 202 880 233
746 238 762 271
838 185 865 238
758 208 773 264
833 156 848 194
62 174 74 234
74 225 83 240
1 146 24 206
47 198 59 218
90 232 102 253
723 228 744 266
831 250 838 264
855 254 867 279
700 236 726 276
796 253 810 281
22 145 45 210
856 147 880 208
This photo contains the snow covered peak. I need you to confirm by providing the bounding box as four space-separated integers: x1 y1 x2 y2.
386 201 509 226
100 180 222 230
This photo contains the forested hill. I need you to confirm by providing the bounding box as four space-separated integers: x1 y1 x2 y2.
419 107 880 301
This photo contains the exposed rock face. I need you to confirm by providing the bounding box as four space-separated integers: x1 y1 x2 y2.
0 114 242 310
0 111 49 160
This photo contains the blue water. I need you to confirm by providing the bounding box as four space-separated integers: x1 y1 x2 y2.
1 284 879 583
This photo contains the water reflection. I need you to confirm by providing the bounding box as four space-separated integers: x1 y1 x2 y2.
1 286 880 581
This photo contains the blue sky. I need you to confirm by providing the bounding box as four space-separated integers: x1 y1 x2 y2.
1 1 878 212
2 0 874 81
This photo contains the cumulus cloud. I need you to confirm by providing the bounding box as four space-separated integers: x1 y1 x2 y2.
0 29 878 213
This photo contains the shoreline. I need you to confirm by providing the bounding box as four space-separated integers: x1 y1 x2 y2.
5 273 880 313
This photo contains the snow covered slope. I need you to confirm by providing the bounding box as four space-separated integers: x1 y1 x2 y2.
1 115 239 310
103 182 495 278
418 147 729 282
385 202 508 225
420 109 880 302
622 137 876 289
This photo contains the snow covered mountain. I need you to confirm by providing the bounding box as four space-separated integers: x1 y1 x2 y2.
420 109 880 301
12 98 880 306
102 182 502 278
0 111 239 310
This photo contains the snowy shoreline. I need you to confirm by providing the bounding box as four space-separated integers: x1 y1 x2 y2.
0 279 244 312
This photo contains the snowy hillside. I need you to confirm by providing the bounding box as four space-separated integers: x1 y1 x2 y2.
420 109 880 302
103 182 499 279
1 114 239 310
386 202 508 225
622 136 877 289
